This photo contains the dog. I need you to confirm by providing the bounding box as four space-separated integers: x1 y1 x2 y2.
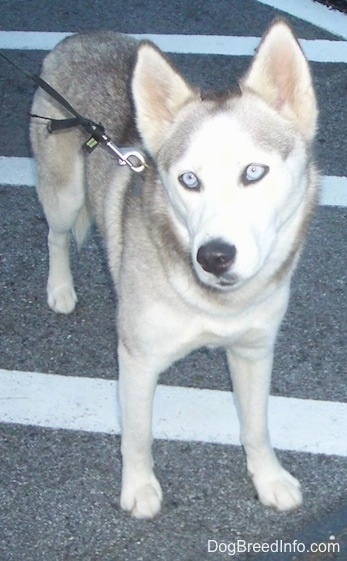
30 19 318 519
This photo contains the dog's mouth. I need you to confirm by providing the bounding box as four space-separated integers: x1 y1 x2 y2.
194 266 240 291
211 272 241 291
215 275 239 289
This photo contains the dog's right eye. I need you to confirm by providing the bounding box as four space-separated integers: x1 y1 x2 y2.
178 171 201 191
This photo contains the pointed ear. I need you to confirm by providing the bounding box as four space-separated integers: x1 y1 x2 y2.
132 42 196 155
241 19 318 141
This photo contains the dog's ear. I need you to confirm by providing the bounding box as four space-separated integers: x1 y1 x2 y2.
241 19 317 141
132 42 196 155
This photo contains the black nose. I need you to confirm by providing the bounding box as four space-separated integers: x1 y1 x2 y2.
197 240 236 276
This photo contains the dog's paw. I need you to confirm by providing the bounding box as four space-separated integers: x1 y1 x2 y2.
253 468 302 512
121 475 163 519
47 284 77 314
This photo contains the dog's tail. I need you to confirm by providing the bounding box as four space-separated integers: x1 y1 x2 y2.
72 204 91 249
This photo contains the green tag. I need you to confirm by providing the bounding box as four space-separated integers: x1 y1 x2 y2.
83 136 99 153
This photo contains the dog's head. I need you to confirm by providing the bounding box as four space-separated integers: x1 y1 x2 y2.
132 20 318 290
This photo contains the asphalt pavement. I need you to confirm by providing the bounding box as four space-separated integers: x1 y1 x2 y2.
0 1 346 560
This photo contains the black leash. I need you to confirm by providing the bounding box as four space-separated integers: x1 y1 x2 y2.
0 51 147 173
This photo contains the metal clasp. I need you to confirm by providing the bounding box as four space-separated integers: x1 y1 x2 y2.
103 136 147 173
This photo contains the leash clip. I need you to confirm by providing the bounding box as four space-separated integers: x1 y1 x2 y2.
103 137 147 173
83 127 147 173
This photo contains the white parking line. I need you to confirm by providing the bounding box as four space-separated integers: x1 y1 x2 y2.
320 176 347 207
1 369 346 456
256 0 347 40
1 156 346 207
0 31 346 62
0 156 36 188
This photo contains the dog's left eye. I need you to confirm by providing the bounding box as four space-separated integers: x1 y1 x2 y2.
178 171 201 191
241 164 269 186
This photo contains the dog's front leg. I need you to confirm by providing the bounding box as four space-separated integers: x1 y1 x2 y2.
118 340 162 519
226 345 302 512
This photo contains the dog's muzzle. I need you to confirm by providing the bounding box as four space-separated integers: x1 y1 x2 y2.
197 239 236 277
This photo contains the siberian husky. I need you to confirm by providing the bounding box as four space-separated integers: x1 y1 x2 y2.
30 19 318 519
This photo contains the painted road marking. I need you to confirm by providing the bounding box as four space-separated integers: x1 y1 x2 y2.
0 156 346 207
0 369 346 456
320 176 347 207
0 156 36 188
256 0 347 40
0 31 346 62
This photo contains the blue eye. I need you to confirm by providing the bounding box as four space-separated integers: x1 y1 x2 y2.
241 164 269 186
178 171 201 191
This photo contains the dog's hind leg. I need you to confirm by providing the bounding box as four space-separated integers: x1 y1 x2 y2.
35 146 88 314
